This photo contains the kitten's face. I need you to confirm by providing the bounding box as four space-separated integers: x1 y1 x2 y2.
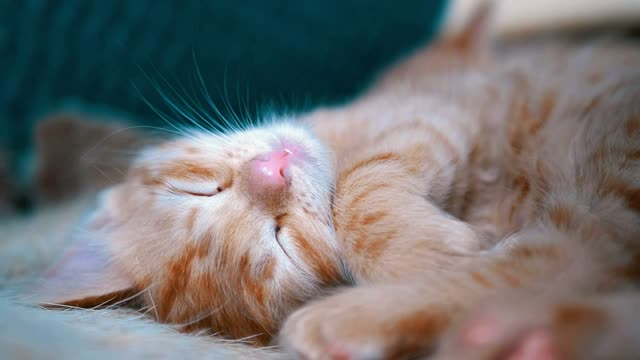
94 121 345 343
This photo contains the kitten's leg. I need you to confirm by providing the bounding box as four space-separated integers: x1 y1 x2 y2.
435 291 640 360
283 120 640 360
279 283 454 360
282 117 495 357
333 166 485 282
325 105 491 282
280 222 639 359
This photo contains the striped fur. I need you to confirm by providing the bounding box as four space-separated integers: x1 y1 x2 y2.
34 6 640 359
281 11 640 360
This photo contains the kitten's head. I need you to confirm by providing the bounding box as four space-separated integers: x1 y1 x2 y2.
36 120 347 344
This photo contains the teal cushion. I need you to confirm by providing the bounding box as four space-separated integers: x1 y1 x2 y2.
0 0 447 160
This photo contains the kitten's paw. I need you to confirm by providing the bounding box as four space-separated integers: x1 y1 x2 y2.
434 298 610 360
279 285 452 360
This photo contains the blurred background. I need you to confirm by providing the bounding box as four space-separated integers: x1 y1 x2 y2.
0 1 447 159
1 0 448 211
0 0 639 214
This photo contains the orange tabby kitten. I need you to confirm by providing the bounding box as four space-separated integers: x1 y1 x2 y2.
34 6 640 359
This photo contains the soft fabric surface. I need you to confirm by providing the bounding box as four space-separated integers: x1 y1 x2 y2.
0 299 283 360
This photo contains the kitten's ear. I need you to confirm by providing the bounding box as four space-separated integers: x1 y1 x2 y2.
31 189 136 307
34 112 149 203
446 2 494 54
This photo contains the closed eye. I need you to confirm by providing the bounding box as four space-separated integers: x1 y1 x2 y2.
168 179 223 197
182 186 223 197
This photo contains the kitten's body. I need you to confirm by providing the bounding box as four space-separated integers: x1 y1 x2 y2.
310 39 640 283
284 38 640 358
23 9 640 360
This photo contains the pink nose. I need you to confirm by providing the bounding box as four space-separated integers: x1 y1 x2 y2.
249 150 291 189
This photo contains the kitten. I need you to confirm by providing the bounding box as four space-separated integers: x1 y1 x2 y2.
33 5 640 359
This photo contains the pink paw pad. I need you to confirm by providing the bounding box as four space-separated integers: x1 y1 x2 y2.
507 330 556 360
459 315 557 360
461 316 500 346
327 343 352 360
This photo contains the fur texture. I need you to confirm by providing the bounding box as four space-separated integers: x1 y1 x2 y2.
6 6 640 360
0 191 285 359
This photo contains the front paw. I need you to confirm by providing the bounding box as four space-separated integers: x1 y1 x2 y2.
434 297 612 360
279 285 453 360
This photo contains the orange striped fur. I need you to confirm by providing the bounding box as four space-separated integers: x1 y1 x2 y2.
37 5 640 358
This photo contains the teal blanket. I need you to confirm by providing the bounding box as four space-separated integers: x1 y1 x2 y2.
0 0 446 164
